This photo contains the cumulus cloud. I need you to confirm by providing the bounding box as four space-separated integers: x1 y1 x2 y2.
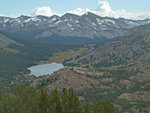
31 6 56 17
96 0 112 16
94 0 150 20
67 0 150 20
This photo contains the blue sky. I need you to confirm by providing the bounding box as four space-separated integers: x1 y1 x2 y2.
0 0 150 19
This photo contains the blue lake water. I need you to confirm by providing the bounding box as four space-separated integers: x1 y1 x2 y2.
28 63 64 77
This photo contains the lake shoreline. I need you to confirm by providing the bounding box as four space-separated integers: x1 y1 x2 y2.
28 63 64 77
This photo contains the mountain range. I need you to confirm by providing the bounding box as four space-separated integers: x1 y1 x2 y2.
0 12 150 44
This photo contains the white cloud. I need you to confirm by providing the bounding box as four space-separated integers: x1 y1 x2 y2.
0 7 56 18
68 8 91 15
67 0 150 20
2 0 150 20
31 6 55 17
94 0 150 20
96 0 112 16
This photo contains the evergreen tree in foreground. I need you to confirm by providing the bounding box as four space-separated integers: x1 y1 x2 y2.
0 84 115 113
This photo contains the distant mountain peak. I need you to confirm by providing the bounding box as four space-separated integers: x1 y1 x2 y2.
61 13 80 21
17 15 31 20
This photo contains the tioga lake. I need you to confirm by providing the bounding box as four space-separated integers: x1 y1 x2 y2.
28 63 64 77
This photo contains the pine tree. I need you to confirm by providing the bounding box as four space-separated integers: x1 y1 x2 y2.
48 88 63 113
61 88 81 113
82 98 91 113
38 88 49 113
